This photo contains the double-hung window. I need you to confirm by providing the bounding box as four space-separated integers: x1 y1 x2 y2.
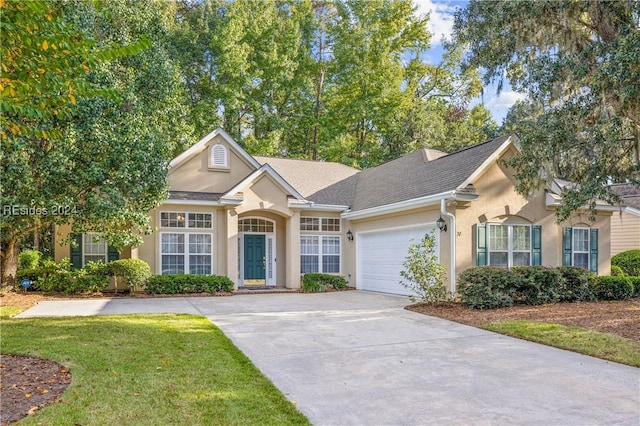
160 212 213 275
476 223 541 267
563 227 598 272
300 217 341 274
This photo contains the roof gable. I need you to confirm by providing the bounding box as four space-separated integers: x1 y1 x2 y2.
169 127 261 170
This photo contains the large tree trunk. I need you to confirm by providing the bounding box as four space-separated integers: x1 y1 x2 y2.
1 239 19 288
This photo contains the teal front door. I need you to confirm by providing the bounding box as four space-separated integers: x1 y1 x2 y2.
244 234 266 285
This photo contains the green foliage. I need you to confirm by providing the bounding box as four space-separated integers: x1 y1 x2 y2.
454 1 640 221
610 265 625 276
591 276 634 301
457 267 515 309
18 249 41 270
511 266 561 305
556 267 595 302
458 266 599 309
107 259 151 289
19 258 109 294
611 250 640 276
301 273 348 293
628 277 640 297
399 231 448 303
146 274 234 294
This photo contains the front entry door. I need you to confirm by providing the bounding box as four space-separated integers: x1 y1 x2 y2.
244 234 266 285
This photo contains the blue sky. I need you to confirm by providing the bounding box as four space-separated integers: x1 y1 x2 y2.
413 0 526 124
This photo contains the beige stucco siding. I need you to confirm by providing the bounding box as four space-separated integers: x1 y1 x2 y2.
611 211 640 255
169 134 256 193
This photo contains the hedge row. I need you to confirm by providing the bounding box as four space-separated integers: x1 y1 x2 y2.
301 273 348 293
458 266 635 310
611 249 640 276
145 274 234 294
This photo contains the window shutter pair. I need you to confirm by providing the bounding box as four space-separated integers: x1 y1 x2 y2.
69 234 119 269
561 227 598 273
474 224 542 266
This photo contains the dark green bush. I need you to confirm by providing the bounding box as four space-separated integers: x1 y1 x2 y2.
108 259 151 289
511 266 562 305
25 258 108 294
629 277 640 297
18 249 42 270
457 267 515 309
611 250 640 276
591 276 634 300
301 273 348 293
556 267 595 302
146 274 234 294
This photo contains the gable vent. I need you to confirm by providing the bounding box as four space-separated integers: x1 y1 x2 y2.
210 144 228 168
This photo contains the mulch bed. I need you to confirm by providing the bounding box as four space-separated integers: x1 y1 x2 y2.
407 298 640 342
0 355 71 425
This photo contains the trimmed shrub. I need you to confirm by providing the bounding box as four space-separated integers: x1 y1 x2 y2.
628 277 640 297
591 276 634 300
511 266 562 305
301 273 348 293
26 258 108 294
610 265 625 276
611 250 640 276
108 259 151 289
18 249 42 270
146 274 234 294
557 267 595 302
457 267 515 309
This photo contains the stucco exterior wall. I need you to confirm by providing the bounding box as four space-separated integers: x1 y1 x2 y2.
168 134 256 193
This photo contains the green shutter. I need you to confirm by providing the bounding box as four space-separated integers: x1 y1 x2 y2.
532 225 542 266
562 227 572 266
107 246 119 262
70 234 82 269
475 223 487 266
590 228 598 273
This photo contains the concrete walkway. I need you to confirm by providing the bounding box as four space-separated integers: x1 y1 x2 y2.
16 291 640 425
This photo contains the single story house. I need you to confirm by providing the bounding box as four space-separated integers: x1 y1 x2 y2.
610 183 640 255
55 128 614 295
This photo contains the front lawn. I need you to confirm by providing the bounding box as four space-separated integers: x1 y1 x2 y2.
1 314 310 425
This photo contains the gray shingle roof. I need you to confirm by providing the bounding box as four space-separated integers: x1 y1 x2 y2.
350 135 512 211
255 135 513 211
611 183 640 209
254 156 360 205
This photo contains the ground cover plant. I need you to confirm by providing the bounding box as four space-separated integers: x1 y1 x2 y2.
1 313 310 425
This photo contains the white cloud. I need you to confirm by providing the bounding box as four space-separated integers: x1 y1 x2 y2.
485 91 527 109
413 0 464 45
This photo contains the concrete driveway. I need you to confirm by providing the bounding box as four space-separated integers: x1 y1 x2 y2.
17 291 640 425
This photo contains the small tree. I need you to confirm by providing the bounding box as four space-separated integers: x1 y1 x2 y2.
399 231 448 303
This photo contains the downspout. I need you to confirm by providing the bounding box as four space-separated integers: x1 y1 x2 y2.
440 199 456 294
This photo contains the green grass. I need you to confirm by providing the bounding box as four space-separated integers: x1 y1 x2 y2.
1 314 310 425
483 321 640 367
0 305 23 319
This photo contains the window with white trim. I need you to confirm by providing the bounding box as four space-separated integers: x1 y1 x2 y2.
300 235 341 273
488 224 532 267
160 212 212 229
572 228 590 269
83 233 108 265
210 144 228 168
300 217 341 232
161 232 213 275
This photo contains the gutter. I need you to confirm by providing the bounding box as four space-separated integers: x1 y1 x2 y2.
342 191 457 220
440 198 456 294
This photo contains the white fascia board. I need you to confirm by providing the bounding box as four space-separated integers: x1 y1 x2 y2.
161 199 222 207
459 134 517 188
625 206 640 217
301 203 350 212
341 191 456 220
546 192 624 213
169 127 261 170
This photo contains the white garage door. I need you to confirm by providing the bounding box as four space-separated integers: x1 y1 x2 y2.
357 226 436 296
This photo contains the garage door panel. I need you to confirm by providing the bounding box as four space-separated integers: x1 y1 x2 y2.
357 226 436 296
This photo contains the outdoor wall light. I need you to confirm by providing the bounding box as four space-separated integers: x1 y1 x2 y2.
346 229 354 241
436 216 447 232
